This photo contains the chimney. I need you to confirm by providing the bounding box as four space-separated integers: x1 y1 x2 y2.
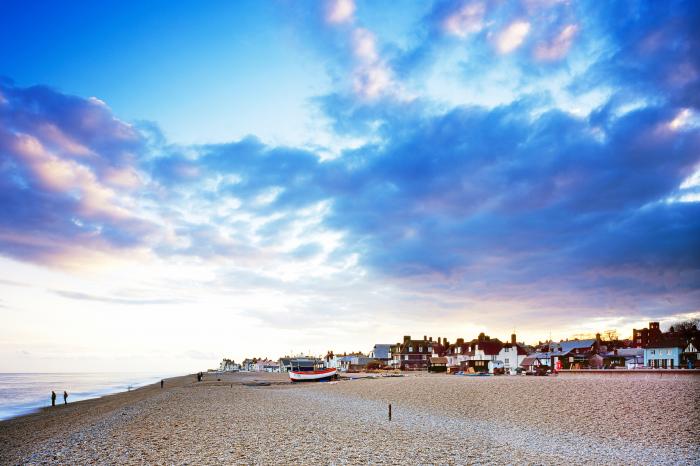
478 332 485 341
438 337 442 345
404 335 410 343
423 335 427 341
511 333 517 344
429 336 433 342
596 333 601 342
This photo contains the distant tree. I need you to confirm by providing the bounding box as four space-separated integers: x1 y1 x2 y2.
668 318 699 343
603 329 618 341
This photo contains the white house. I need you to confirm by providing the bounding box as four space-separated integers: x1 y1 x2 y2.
445 339 469 369
682 339 698 368
254 359 280 372
219 358 240 372
497 335 528 373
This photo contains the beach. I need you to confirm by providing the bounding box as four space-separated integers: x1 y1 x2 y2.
1 372 698 465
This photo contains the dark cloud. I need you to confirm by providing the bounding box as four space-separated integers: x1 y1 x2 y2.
0 0 698 319
149 97 699 312
581 0 700 109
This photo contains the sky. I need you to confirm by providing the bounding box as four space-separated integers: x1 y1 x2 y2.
0 0 699 372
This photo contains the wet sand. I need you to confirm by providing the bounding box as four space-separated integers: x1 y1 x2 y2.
1 372 698 464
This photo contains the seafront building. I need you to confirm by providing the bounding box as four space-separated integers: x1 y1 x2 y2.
218 358 240 372
369 344 393 363
229 320 699 374
391 335 438 370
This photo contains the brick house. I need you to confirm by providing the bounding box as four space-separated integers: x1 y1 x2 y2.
392 335 437 370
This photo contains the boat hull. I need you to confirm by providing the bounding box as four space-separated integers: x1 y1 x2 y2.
289 368 338 382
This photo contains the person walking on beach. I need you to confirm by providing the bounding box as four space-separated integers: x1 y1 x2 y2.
63 390 68 404
160 379 164 389
51 391 56 407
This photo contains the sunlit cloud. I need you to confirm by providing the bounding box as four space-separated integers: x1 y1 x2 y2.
534 23 578 61
442 1 486 38
325 0 355 24
1 0 699 370
495 20 531 54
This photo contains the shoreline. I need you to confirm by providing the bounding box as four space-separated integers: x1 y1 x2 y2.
1 371 698 464
0 372 183 422
0 374 195 463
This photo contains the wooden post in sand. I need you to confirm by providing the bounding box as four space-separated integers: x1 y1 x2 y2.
389 403 392 421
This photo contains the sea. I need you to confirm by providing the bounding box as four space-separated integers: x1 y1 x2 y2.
0 372 178 421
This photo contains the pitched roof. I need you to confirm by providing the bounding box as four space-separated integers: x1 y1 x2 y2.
475 340 503 356
615 348 644 357
554 339 596 353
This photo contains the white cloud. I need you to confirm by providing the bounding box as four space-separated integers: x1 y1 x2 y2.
535 24 579 61
352 28 379 62
326 0 355 24
496 21 531 54
350 28 395 99
443 2 486 38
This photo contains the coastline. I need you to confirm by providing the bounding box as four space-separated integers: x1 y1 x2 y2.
0 372 181 421
0 374 193 462
1 371 698 464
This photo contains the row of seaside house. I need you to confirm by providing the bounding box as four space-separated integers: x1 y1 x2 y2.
219 321 699 374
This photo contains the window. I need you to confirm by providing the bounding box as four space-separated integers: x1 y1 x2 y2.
505 358 509 364
408 346 413 352
419 346 423 352
428 346 433 353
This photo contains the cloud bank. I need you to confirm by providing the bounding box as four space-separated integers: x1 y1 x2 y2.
1 0 699 325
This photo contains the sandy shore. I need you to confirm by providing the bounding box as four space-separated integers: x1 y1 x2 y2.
1 372 698 464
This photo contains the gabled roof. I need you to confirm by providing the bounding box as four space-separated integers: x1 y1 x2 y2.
615 348 644 357
475 340 503 356
554 339 596 353
372 344 392 350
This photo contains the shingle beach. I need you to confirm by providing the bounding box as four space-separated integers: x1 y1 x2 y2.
1 372 698 465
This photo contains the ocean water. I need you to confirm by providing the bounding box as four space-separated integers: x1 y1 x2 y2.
0 372 177 421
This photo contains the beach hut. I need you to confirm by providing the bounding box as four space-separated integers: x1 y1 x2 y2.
428 357 448 373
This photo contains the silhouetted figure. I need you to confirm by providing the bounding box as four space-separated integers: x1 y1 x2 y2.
51 391 56 407
160 379 164 389
63 391 68 405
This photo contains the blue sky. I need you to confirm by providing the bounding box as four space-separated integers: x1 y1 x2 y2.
0 0 698 371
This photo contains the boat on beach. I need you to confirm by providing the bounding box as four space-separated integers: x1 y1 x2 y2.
289 368 338 382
